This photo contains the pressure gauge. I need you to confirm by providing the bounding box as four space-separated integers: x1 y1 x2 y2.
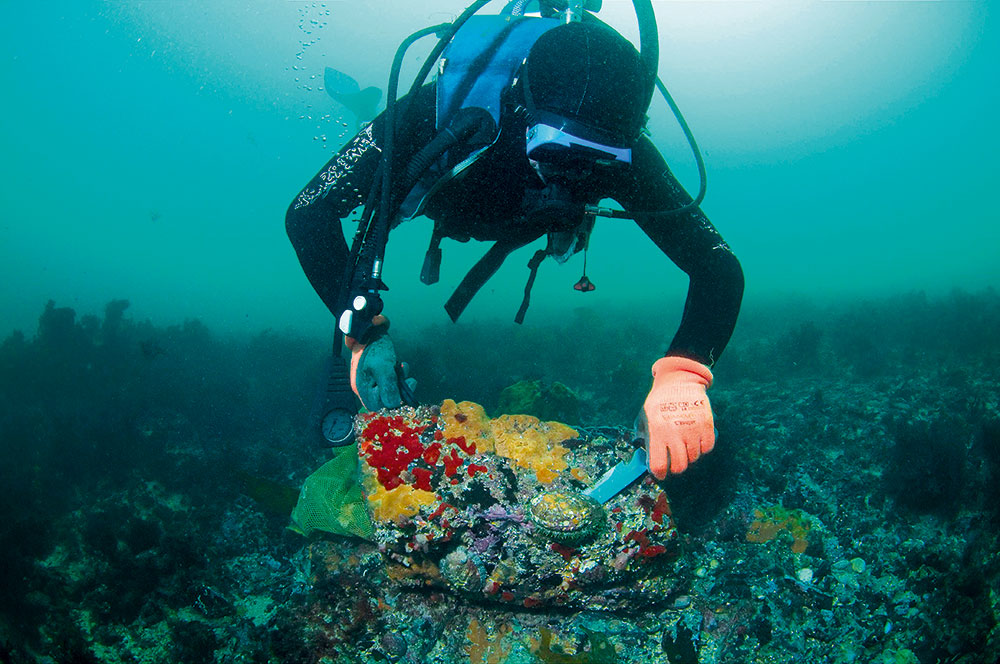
321 408 355 446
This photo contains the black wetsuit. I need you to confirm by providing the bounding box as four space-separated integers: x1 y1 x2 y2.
286 84 744 367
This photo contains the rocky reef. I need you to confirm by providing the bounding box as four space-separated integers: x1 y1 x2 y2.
340 401 680 610
2 292 1000 663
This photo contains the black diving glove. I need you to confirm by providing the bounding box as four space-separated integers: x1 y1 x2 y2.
348 324 417 411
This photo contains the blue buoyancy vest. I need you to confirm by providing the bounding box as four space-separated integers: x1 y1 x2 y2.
400 13 597 325
399 14 559 222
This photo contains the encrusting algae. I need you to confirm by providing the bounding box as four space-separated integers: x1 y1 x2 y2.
466 618 512 664
530 627 618 664
746 505 812 554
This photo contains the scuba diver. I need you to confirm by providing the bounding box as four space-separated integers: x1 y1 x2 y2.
285 0 743 480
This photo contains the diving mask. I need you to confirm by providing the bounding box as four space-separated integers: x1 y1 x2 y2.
526 122 632 167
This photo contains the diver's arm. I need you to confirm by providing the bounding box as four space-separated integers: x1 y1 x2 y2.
616 137 742 478
285 123 381 315
618 137 744 367
285 85 437 316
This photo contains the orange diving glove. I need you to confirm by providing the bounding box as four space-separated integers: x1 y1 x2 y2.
641 356 715 478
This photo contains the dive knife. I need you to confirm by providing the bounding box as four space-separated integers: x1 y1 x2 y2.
583 448 649 504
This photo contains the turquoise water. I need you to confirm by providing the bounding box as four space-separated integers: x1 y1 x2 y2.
2 1 997 339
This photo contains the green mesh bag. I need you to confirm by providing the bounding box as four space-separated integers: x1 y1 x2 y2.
289 444 373 540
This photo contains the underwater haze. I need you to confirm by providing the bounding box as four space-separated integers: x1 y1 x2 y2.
1 0 997 338
5 3 1000 663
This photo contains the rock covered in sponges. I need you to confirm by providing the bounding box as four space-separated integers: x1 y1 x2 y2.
353 401 681 610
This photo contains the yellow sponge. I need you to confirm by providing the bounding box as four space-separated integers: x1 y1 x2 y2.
366 482 438 524
491 414 575 484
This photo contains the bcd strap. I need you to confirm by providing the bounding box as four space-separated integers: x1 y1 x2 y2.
444 234 539 322
515 249 548 324
420 225 443 285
